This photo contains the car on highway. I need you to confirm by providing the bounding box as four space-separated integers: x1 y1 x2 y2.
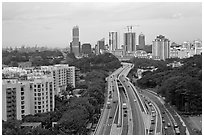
134 99 137 102
151 118 154 121
122 103 127 109
109 116 113 119
164 126 168 130
151 121 155 124
174 123 178 128
124 113 127 117
107 102 111 109
162 119 165 123
175 127 180 135
149 128 154 133
167 123 171 127
152 113 156 117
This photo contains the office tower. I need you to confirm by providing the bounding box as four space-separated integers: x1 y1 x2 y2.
152 35 170 60
82 43 92 55
109 31 118 52
96 38 105 55
124 32 136 52
71 26 80 56
2 76 55 121
138 33 145 50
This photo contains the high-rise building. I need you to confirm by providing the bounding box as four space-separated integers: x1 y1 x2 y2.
109 31 118 52
95 38 105 55
71 26 80 57
81 43 92 55
138 33 145 50
152 35 170 60
124 32 136 52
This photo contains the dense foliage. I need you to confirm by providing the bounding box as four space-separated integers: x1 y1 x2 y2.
2 50 64 66
66 52 121 73
130 55 202 114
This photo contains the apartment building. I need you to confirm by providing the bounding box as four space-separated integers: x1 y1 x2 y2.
2 75 54 121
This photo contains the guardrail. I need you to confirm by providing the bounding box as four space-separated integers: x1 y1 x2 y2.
130 83 147 114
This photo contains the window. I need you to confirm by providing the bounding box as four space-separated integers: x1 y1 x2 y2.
38 84 41 88
21 101 24 104
21 106 25 109
21 92 24 95
38 93 41 96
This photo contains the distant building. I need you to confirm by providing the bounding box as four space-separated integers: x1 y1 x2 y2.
81 43 92 55
194 40 202 55
138 33 145 50
124 32 136 52
152 35 170 60
109 31 118 52
70 26 80 57
95 38 105 55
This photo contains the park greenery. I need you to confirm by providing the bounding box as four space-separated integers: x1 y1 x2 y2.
2 49 64 66
2 52 121 135
129 55 202 115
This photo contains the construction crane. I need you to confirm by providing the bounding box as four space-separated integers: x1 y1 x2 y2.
124 25 140 32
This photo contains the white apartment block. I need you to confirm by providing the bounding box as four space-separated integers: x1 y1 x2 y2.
2 76 54 121
41 64 76 95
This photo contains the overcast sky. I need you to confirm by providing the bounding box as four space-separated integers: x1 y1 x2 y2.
2 2 202 48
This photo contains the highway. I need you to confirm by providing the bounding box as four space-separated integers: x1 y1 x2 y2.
94 63 146 135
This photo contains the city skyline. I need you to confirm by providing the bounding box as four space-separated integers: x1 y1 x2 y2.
2 2 202 48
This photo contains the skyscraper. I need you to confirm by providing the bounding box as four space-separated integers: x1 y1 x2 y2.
96 38 105 55
152 35 170 60
71 26 80 57
109 31 118 52
138 33 145 50
124 32 136 52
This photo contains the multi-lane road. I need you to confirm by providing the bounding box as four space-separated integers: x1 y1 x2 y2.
94 63 186 135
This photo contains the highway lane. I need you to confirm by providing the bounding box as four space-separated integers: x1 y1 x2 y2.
96 65 128 135
119 74 145 135
141 89 175 135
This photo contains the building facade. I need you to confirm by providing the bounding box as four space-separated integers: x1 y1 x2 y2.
152 35 170 60
124 32 136 52
2 76 55 121
71 26 80 57
81 43 92 55
95 38 105 55
138 33 145 50
109 31 118 52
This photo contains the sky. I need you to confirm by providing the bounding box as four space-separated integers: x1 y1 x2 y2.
2 2 202 48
